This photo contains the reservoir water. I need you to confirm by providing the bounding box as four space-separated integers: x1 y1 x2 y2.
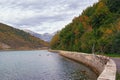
0 50 97 80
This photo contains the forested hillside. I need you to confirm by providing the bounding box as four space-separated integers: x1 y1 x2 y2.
50 0 120 54
0 23 48 50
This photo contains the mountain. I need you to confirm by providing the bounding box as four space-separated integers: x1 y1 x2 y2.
50 0 120 54
24 29 55 42
0 23 48 50
39 33 55 42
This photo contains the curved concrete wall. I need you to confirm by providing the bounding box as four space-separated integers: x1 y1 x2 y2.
49 50 116 80
97 59 116 80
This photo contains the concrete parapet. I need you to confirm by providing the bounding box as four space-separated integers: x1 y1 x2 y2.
49 50 116 80
97 59 116 80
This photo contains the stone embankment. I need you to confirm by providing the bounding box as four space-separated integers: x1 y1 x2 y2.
49 50 116 80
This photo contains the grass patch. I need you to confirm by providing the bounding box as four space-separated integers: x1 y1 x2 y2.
104 54 120 58
95 52 120 58
116 72 120 80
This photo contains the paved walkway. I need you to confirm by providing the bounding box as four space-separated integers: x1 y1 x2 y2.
111 58 120 73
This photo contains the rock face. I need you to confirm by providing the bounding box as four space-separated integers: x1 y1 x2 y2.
0 42 11 49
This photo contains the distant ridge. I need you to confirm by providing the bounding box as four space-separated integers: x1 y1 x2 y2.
24 29 55 42
0 23 48 50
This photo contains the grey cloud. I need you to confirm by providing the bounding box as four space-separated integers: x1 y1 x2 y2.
13 13 71 27
0 0 98 33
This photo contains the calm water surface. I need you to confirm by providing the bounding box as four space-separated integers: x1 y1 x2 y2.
0 50 97 80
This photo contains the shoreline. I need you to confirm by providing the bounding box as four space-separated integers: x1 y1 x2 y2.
49 49 116 80
0 49 116 80
48 49 100 75
0 47 49 52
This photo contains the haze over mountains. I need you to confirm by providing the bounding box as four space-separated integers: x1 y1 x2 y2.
24 29 55 42
0 23 48 50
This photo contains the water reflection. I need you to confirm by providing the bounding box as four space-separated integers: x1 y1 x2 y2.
0 50 97 80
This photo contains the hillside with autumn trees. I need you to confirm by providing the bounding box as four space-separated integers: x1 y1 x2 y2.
0 23 48 50
50 0 120 54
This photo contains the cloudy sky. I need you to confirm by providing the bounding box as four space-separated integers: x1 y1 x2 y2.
0 0 98 34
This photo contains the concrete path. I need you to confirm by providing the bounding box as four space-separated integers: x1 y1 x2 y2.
112 58 120 73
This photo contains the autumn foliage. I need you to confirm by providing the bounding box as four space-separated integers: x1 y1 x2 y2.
0 23 48 50
50 0 120 54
